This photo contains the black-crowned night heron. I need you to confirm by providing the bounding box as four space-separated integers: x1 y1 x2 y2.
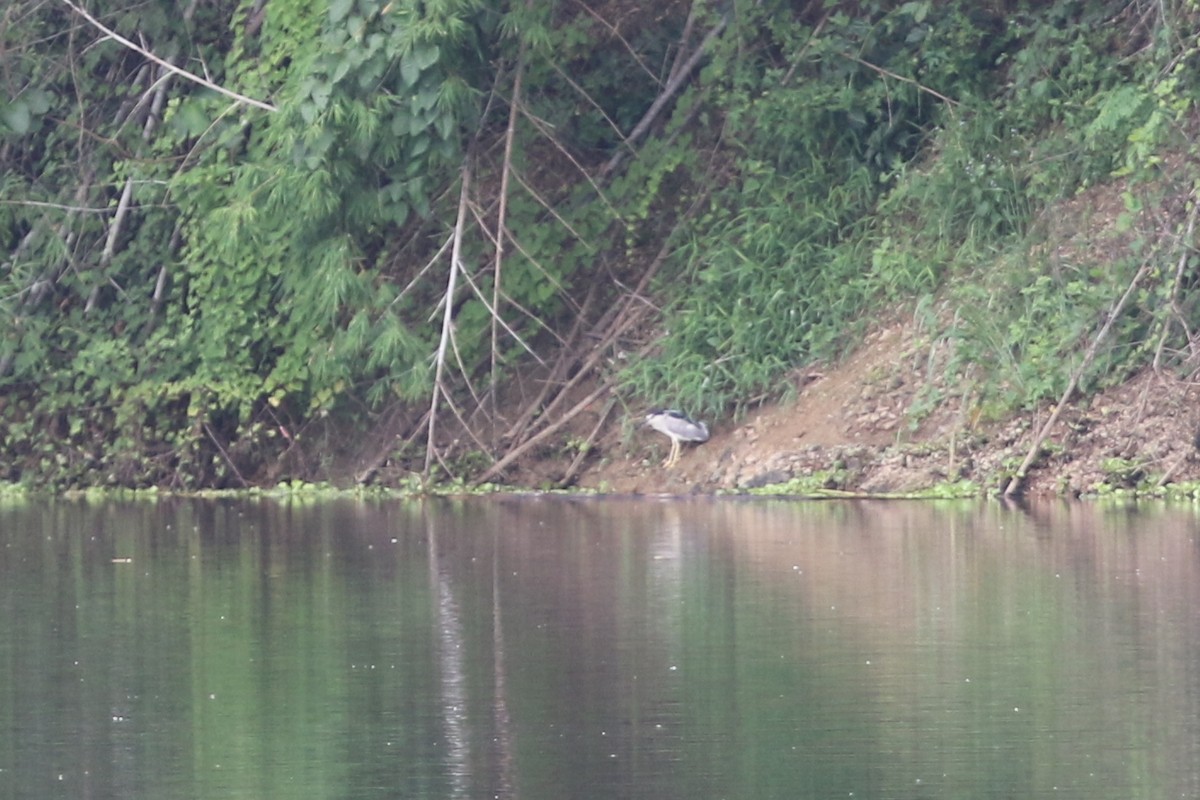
644 408 710 468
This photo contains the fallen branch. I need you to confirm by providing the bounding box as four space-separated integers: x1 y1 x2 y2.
571 0 662 85
490 194 706 470
490 33 527 419
509 295 648 444
203 422 249 487
1156 451 1189 488
424 164 472 476
558 396 615 488
501 283 597 444
85 176 134 313
1002 255 1156 496
355 406 430 484
846 54 960 108
601 11 729 177
59 0 277 112
473 383 610 485
1153 200 1200 371
87 61 175 314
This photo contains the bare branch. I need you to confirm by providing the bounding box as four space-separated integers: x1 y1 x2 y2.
502 284 597 444
425 164 472 476
0 199 117 213
203 422 250 487
666 1 700 85
1154 200 1200 370
846 54 960 108
453 246 551 363
518 104 622 221
570 0 662 86
1002 229 1172 496
474 383 610 485
602 12 729 177
547 60 629 148
491 31 528 424
58 0 278 112
558 396 615 487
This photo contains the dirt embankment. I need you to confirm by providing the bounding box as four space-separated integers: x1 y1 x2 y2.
557 174 1200 498
567 320 1200 497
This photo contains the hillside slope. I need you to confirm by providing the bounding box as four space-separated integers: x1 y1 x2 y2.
575 318 1200 496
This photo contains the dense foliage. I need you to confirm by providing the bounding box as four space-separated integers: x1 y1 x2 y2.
2 0 1199 488
622 0 1200 416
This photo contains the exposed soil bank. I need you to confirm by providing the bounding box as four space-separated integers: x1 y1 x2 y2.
555 320 1200 497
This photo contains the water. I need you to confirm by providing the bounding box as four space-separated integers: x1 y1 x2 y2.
1 497 1198 799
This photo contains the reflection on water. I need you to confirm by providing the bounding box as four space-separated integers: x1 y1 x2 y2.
1 497 1199 799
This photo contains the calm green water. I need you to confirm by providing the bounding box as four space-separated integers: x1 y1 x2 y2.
1 497 1198 799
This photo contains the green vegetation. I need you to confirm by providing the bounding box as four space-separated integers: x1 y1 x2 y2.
3 0 1200 489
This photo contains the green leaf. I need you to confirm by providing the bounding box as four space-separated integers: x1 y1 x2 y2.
0 100 31 135
25 89 52 115
411 44 440 71
400 56 420 88
330 0 353 24
171 99 212 137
